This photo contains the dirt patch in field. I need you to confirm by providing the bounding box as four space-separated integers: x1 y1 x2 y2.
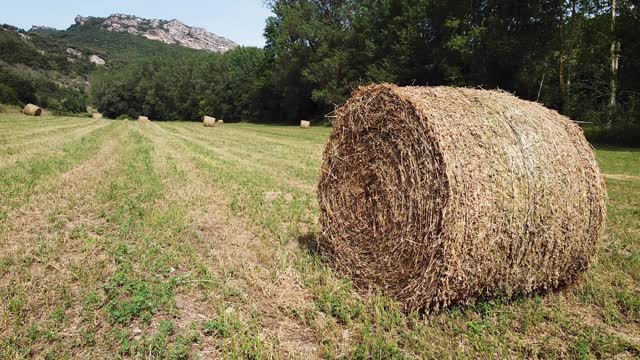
604 173 640 181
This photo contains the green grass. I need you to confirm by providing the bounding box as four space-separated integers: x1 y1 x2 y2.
0 115 638 358
596 147 640 177
0 119 116 219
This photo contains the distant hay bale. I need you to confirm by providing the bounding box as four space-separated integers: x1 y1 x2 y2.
317 84 607 311
138 116 149 121
203 116 217 127
23 104 42 117
217 119 224 125
300 120 311 128
92 113 103 120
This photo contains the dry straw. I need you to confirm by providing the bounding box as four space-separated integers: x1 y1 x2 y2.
23 104 42 116
300 120 311 128
203 116 217 127
93 113 103 120
317 84 607 311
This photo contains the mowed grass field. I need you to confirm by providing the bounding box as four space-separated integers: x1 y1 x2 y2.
0 114 638 359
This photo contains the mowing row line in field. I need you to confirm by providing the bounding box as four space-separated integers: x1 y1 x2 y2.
0 122 119 220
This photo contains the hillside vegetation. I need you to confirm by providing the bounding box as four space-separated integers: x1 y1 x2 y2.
0 20 206 114
37 19 201 66
0 26 91 112
0 114 638 358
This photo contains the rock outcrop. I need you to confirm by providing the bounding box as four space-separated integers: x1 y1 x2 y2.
74 14 237 53
90 55 106 65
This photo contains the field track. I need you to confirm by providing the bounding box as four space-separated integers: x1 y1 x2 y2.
1 115 638 359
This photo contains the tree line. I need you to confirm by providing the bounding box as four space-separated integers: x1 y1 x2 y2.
92 0 639 143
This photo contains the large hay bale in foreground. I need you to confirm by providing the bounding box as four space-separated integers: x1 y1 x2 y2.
300 120 311 128
92 113 103 120
23 104 42 116
318 84 607 311
203 116 217 127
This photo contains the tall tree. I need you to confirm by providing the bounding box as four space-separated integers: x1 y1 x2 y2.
609 0 621 125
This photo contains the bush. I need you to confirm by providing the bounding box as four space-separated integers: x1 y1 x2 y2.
584 125 640 147
0 67 87 112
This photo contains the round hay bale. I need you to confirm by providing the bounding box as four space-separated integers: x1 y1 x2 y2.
138 116 149 121
217 119 224 125
23 104 42 117
300 120 311 128
92 113 103 120
317 84 607 311
203 116 217 127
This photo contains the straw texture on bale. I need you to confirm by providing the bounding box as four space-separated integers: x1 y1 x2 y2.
23 104 42 116
317 84 607 311
92 113 103 120
300 120 311 128
203 116 217 127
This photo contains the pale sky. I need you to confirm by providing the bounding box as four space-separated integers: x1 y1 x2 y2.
0 0 273 47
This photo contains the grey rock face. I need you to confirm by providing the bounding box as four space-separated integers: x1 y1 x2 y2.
75 14 237 53
66 48 83 58
90 55 106 65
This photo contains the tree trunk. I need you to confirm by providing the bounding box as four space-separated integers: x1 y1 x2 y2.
560 53 567 106
610 41 621 109
608 0 621 127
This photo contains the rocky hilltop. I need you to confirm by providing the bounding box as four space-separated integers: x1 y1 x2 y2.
74 14 237 53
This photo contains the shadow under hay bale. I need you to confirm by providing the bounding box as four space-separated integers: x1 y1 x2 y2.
317 84 607 312
203 116 217 127
297 232 322 256
23 104 42 117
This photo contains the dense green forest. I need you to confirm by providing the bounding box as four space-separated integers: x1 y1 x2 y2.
90 48 272 121
89 0 640 144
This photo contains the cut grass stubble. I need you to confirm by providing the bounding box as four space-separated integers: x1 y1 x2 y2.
0 115 638 359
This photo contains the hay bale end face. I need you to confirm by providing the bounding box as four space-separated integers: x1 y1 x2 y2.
318 84 607 311
203 116 217 127
23 104 42 117
300 120 311 128
93 113 103 120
